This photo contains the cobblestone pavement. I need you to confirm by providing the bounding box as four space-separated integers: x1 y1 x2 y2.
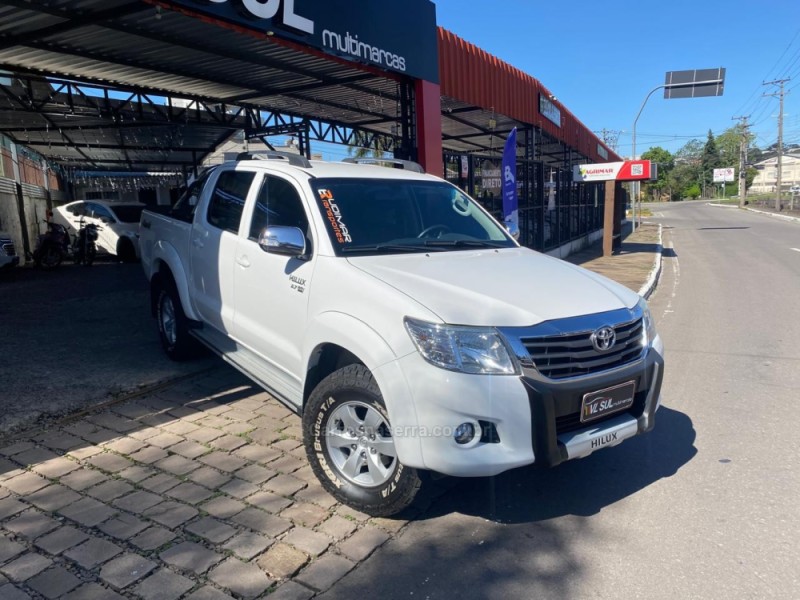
0 368 452 599
0 227 662 599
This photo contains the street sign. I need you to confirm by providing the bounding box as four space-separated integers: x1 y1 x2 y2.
713 168 735 183
664 68 725 99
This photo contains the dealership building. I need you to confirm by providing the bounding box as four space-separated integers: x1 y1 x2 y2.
0 0 624 259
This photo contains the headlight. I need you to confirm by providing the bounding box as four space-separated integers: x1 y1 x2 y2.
638 297 657 346
404 317 519 375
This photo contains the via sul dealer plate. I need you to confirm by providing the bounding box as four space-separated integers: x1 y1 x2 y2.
580 380 636 423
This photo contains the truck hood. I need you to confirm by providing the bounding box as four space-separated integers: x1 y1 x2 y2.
348 248 640 327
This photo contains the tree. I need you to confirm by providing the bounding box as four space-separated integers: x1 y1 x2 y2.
640 146 674 201
674 139 703 163
701 129 720 196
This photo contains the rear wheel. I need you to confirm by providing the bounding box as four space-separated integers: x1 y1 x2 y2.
303 364 421 516
156 280 196 361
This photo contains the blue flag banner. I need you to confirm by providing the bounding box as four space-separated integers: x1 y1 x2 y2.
502 127 519 238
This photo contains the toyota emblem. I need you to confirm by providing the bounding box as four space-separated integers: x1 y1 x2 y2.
591 326 616 352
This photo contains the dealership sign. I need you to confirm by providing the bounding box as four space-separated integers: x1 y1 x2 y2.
573 160 653 183
713 167 735 183
539 94 561 127
160 0 439 82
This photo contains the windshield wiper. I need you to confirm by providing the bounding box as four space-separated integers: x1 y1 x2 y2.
341 243 446 254
422 239 508 248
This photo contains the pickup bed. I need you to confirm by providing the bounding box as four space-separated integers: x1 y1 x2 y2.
140 153 664 516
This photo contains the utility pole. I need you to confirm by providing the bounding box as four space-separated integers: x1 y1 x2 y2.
763 78 790 210
732 115 750 208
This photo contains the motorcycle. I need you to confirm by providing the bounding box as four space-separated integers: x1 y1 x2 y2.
72 216 101 266
32 218 71 269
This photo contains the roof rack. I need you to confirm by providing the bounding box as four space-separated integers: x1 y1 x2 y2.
236 151 312 168
342 157 425 173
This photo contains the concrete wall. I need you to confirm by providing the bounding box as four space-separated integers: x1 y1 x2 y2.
0 179 53 261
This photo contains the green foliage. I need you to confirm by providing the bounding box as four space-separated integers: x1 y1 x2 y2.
642 126 761 200
701 129 721 189
348 145 385 159
640 146 674 200
685 183 701 199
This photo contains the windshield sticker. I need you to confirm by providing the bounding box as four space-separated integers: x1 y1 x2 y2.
317 189 352 244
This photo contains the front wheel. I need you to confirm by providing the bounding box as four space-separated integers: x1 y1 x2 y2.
38 244 63 269
303 364 421 516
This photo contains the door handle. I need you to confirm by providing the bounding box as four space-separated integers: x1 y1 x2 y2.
236 256 251 268
141 219 151 229
192 237 204 249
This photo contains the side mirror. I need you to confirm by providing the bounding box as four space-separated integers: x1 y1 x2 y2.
258 226 307 258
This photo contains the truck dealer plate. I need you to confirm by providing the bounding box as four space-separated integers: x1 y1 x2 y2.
580 381 636 423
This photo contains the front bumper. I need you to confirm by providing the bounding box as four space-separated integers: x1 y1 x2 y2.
523 340 664 467
380 337 664 477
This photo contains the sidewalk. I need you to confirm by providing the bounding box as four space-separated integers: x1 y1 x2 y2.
0 228 664 600
565 221 662 299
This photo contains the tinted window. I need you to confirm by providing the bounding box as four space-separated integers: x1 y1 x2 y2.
250 176 310 240
207 170 255 234
67 202 86 216
86 203 114 221
310 178 515 255
171 169 214 223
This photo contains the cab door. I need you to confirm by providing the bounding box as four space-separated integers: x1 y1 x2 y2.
232 173 317 405
189 168 257 335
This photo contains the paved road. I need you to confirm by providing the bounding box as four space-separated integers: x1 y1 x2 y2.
321 202 800 599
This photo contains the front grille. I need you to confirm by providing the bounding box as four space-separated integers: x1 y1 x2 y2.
0 240 14 257
520 318 644 379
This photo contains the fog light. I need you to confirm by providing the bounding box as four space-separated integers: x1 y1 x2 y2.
454 423 476 445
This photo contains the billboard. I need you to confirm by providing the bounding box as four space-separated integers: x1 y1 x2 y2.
713 168 735 183
573 160 653 183
161 0 439 82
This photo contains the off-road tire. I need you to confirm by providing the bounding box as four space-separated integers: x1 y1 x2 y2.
155 279 196 361
303 364 422 517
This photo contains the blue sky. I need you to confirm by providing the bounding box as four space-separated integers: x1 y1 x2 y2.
432 0 800 158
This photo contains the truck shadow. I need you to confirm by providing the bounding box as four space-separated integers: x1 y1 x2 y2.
418 405 695 524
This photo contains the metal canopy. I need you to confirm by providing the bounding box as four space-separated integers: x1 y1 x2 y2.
0 0 410 171
440 96 586 168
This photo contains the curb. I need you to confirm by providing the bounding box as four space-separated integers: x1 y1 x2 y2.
638 223 662 300
744 206 800 223
707 202 800 223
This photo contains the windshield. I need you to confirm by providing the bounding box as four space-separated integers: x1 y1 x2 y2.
109 205 146 223
310 178 516 255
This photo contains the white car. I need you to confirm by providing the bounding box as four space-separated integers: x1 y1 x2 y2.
54 200 146 262
139 153 665 516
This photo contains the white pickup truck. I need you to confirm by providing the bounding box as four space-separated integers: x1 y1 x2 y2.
140 152 664 516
